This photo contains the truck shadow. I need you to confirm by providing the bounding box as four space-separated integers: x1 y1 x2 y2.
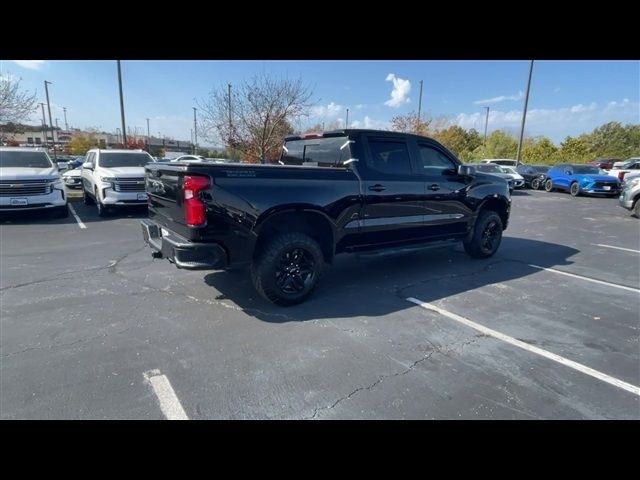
203 237 579 323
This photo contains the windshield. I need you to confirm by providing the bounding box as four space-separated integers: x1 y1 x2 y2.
98 152 154 168
0 151 53 168
474 163 503 173
501 166 517 174
484 160 516 166
573 165 601 174
532 166 549 172
281 136 352 167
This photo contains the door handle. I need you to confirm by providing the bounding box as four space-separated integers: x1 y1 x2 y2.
429 184 440 191
368 184 386 192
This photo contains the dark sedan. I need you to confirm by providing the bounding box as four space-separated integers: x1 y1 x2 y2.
516 164 549 189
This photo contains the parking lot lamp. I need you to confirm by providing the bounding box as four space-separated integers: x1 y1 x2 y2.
44 81 57 161
515 60 534 166
117 61 128 148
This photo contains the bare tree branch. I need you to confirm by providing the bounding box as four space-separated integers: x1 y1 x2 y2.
0 74 37 126
199 73 313 163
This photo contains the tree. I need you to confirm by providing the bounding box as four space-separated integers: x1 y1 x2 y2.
521 137 558 165
199 74 313 163
389 111 431 136
0 74 37 126
557 135 592 163
432 125 483 157
66 133 100 155
471 130 518 159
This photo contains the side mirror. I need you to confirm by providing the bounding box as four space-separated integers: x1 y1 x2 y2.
457 165 474 176
82 162 94 170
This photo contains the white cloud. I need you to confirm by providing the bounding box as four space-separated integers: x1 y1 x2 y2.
355 104 365 110
452 99 639 140
473 91 523 105
310 101 343 118
12 60 46 70
349 116 389 130
384 74 411 108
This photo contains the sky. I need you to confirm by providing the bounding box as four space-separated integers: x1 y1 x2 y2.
2 60 638 147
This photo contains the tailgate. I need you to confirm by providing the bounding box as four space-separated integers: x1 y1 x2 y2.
145 163 192 239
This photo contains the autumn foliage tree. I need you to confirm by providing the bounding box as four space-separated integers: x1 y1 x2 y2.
66 133 100 155
389 111 432 136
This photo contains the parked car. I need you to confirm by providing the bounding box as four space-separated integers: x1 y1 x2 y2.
480 158 518 167
141 129 512 305
585 158 619 171
170 155 207 163
466 163 515 192
516 164 549 189
607 158 640 182
499 166 525 189
62 166 83 189
613 157 640 169
81 149 155 216
544 163 620 197
0 147 68 217
66 157 85 170
618 175 640 218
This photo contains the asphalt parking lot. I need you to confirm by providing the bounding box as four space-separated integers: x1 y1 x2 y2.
1 188 639 419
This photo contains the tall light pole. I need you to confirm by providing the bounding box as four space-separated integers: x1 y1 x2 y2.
146 118 151 152
116 60 128 148
345 108 349 128
482 106 490 145
515 60 534 166
39 103 47 147
63 107 68 130
192 106 198 155
228 83 232 147
44 81 57 160
417 79 424 124
55 118 60 130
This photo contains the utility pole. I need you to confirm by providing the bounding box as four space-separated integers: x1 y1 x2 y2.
322 121 325 131
345 108 349 129
39 103 47 147
44 81 57 160
515 60 534 166
55 118 60 129
192 106 198 155
417 80 424 123
482 106 490 145
63 107 68 130
116 60 128 148
146 118 151 152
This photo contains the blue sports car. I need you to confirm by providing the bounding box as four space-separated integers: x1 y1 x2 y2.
544 163 620 197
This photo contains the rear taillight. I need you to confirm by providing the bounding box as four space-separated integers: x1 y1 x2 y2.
183 175 209 227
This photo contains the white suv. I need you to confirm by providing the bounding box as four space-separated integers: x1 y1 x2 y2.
0 147 68 217
81 149 154 216
480 159 518 167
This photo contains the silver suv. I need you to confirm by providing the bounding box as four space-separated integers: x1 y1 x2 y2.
81 149 154 216
0 147 68 217
619 175 640 218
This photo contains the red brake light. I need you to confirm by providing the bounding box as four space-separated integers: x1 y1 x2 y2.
183 175 209 226
302 133 323 139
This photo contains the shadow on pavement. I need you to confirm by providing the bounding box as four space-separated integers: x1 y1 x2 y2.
203 237 579 323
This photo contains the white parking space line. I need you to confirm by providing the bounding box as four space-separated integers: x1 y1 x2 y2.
528 264 639 293
143 369 189 420
406 298 640 397
67 204 87 229
593 243 640 254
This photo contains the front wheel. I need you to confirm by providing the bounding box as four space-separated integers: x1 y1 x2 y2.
96 196 108 217
251 232 323 306
544 179 554 192
634 200 640 219
570 182 581 197
463 210 503 259
83 188 94 205
531 178 541 190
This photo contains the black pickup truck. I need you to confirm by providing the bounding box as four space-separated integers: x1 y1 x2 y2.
141 129 511 305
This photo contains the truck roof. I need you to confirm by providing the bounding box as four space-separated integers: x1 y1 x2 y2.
285 129 436 142
0 146 48 152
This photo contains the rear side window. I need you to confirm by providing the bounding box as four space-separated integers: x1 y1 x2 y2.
0 151 52 168
366 139 412 176
281 136 352 167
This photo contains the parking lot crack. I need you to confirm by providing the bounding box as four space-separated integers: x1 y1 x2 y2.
303 335 486 419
